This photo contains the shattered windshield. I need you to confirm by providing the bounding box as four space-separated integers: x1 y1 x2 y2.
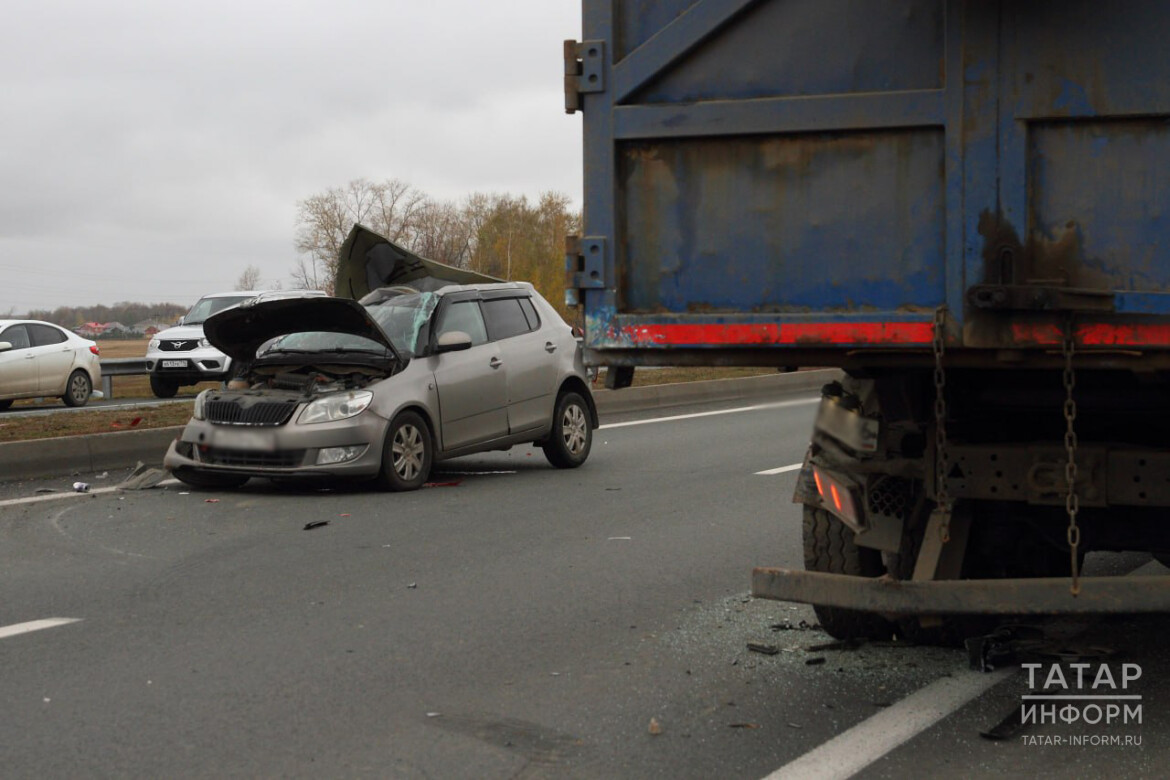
185 295 254 325
365 292 438 358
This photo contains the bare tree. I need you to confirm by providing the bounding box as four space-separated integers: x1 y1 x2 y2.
293 178 425 294
235 264 262 291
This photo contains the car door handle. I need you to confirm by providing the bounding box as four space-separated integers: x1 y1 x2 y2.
545 342 557 353
489 357 503 369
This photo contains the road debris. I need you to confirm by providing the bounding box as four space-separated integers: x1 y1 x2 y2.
648 717 662 735
728 723 760 729
805 657 827 666
204 498 219 503
72 482 90 493
303 521 330 530
34 488 57 494
807 639 862 652
424 480 462 488
747 642 780 656
407 583 418 589
119 462 167 491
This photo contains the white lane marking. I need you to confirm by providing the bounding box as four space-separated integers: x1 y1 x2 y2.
0 479 181 509
0 618 83 640
764 668 1013 780
755 463 803 476
599 397 818 430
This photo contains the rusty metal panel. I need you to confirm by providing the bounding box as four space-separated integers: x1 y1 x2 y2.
752 568 1170 615
577 0 1170 356
618 131 946 314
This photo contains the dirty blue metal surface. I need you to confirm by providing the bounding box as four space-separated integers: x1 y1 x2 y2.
573 0 1170 356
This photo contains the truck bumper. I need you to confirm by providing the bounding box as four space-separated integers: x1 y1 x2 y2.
751 568 1170 615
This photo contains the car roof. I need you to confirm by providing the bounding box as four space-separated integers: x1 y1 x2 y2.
363 281 534 304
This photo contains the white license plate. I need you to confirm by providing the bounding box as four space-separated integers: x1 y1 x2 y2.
161 360 187 368
211 429 273 450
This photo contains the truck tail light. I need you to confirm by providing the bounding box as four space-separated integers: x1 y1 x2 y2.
811 465 862 530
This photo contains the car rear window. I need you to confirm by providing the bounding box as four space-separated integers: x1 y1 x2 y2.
482 298 534 341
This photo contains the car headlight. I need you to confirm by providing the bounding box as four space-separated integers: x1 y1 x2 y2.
298 391 374 424
192 390 208 420
148 338 160 350
199 338 211 349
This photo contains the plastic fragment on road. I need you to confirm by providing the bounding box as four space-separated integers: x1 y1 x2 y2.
72 482 90 493
204 498 219 503
747 642 780 656
648 717 662 735
303 521 330 530
805 657 827 666
119 461 167 491
407 582 418 589
424 480 462 488
728 723 760 729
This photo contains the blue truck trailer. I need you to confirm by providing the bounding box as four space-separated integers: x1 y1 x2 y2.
565 0 1170 638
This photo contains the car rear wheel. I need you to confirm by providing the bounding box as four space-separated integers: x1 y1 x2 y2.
542 391 592 468
172 467 250 489
150 375 180 398
62 370 92 407
377 411 432 491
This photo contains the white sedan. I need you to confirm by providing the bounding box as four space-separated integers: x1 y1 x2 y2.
0 320 102 410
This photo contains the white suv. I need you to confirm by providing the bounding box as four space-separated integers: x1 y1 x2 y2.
145 292 264 397
147 291 325 397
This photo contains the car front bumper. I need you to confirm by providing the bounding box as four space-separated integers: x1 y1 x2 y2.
163 411 391 480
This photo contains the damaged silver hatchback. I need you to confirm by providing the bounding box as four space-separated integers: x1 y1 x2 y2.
163 283 597 490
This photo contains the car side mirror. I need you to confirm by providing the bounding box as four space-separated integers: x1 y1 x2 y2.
434 331 473 353
177 316 185 326
0 341 11 353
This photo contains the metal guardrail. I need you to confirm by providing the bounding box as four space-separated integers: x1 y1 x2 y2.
99 358 148 398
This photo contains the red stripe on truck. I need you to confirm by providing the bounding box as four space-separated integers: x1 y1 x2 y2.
1011 323 1170 347
619 322 935 346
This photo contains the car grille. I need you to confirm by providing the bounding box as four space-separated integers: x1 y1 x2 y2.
198 447 306 468
160 340 198 352
205 400 298 427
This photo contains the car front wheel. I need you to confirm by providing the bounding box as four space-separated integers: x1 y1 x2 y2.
377 411 432 491
62 370 92 407
150 375 180 398
542 391 592 468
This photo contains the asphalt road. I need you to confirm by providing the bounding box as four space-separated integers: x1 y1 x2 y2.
1 392 1167 778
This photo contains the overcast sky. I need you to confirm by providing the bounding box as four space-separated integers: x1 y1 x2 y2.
0 0 584 313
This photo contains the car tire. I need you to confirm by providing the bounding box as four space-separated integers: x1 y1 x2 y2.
802 504 893 641
542 391 592 468
0 399 12 412
172 467 250 489
62 370 92 407
150 375 180 398
377 411 432 491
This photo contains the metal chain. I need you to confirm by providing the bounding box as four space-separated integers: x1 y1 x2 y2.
932 306 952 544
1062 318 1082 596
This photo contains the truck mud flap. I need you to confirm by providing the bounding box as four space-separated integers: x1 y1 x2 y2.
752 568 1170 616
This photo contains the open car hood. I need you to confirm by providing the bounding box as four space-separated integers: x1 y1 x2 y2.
334 224 500 300
204 295 401 364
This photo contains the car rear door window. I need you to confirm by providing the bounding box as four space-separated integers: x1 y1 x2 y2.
518 298 540 330
482 298 533 342
435 300 488 346
29 324 67 346
1 325 31 350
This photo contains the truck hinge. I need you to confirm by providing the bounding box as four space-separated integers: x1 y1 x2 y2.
563 40 606 114
564 235 608 307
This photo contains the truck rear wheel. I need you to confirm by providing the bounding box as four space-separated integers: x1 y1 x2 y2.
802 505 892 640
